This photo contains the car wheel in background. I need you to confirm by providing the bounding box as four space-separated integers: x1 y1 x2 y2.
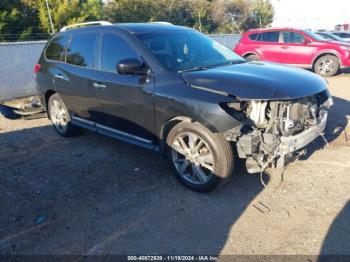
166 122 234 192
48 93 77 137
245 54 261 62
314 55 340 77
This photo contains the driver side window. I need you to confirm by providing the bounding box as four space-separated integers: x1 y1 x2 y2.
100 33 139 73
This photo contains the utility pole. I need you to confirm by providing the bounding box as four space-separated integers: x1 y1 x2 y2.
45 0 55 35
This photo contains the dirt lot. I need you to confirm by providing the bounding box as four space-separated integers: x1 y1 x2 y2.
0 74 349 257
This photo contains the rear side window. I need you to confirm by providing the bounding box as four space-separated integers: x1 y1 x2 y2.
283 31 305 44
66 33 97 68
46 35 69 61
261 32 280 42
248 33 261 41
100 33 139 72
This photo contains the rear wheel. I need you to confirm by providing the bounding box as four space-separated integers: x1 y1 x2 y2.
48 94 77 137
245 54 260 62
166 122 234 192
314 55 340 77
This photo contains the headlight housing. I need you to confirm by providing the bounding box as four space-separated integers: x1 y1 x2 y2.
323 96 334 109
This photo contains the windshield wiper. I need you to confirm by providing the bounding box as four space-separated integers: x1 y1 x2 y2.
178 66 210 73
178 60 246 73
212 60 246 67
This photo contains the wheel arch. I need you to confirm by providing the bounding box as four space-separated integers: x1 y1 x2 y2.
312 51 342 69
242 51 262 60
159 116 193 155
44 89 56 119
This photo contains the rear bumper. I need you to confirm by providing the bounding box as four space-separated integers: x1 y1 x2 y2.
277 111 328 167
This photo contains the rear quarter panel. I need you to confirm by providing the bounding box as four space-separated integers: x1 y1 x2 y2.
35 41 56 96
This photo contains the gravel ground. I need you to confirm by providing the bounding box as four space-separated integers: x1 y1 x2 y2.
0 74 349 256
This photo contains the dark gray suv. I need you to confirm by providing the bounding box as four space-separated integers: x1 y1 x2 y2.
35 21 333 192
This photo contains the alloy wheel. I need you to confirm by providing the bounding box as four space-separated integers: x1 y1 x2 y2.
318 59 335 75
171 132 215 185
50 100 68 133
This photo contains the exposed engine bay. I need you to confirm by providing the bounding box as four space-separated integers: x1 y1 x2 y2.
223 90 333 173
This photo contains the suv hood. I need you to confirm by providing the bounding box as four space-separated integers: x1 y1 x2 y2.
182 62 328 100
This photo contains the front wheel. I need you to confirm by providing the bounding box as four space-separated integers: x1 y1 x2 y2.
166 122 234 192
314 55 340 77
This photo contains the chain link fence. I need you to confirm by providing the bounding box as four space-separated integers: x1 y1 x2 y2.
209 34 241 49
0 41 47 103
0 34 241 103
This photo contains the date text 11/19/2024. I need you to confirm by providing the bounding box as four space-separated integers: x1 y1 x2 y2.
127 255 218 261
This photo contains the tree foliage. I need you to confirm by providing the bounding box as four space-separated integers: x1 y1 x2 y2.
211 0 274 33
37 0 103 34
0 0 46 41
0 0 273 42
105 0 273 33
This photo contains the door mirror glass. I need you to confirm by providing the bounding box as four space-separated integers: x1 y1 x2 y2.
117 59 144 75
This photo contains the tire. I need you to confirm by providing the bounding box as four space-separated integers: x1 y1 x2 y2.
245 54 260 62
314 55 340 77
166 121 234 193
48 93 77 137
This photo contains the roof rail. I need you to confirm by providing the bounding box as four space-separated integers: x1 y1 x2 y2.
148 22 173 25
60 21 112 32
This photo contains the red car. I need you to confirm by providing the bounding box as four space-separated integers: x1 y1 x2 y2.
234 28 350 77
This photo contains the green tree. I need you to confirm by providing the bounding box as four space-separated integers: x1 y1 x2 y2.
0 0 47 42
37 0 103 34
104 0 154 23
211 0 274 33
105 0 213 33
0 0 274 42
246 0 274 30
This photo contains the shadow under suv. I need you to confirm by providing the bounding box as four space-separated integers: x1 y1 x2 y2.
35 22 333 192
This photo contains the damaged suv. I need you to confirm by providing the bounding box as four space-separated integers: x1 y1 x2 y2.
35 22 333 192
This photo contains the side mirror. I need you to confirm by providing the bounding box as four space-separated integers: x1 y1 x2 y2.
304 39 311 45
117 58 145 75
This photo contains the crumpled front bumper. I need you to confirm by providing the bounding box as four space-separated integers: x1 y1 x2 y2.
277 111 328 167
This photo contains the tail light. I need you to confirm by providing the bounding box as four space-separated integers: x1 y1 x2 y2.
34 63 41 73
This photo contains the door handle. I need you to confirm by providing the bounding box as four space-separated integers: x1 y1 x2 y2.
281 46 289 49
93 82 107 90
54 74 64 79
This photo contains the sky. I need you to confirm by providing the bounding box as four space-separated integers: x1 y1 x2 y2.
271 0 350 30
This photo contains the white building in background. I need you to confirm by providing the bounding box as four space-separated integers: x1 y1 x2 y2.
271 0 350 31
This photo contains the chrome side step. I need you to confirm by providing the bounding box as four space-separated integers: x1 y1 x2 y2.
71 116 158 151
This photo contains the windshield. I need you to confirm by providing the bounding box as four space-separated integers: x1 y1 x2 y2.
136 30 244 71
302 30 325 41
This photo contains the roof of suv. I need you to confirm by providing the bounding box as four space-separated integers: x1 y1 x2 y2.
116 23 193 33
246 27 304 33
59 23 193 35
